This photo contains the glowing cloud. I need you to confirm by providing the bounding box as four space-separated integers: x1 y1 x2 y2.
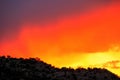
0 3 120 76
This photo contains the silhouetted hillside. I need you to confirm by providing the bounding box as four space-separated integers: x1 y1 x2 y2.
0 56 120 80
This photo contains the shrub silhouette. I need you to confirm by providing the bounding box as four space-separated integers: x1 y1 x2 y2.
0 56 120 80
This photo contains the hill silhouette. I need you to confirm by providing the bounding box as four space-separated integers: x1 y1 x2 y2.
0 56 120 80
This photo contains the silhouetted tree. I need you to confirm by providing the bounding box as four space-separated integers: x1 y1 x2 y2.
0 56 120 80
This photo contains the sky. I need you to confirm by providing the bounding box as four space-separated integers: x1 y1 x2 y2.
0 0 120 76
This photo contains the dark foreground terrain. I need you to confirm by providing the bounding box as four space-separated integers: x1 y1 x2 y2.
0 56 120 80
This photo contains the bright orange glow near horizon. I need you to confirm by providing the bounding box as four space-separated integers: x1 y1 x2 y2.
0 3 120 76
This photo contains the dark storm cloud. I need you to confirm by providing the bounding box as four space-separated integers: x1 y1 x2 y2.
0 0 23 42
0 0 116 42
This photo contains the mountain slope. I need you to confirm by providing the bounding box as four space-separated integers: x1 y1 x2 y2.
0 56 120 80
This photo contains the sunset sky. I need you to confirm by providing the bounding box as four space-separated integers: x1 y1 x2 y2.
0 0 120 76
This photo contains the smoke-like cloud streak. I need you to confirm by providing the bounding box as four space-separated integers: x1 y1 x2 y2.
0 0 118 42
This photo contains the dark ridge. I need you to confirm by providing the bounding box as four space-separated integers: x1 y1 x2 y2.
0 56 120 80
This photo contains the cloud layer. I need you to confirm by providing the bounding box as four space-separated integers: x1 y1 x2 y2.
0 0 118 42
0 0 120 76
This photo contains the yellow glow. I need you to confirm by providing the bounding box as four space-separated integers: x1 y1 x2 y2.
36 46 120 76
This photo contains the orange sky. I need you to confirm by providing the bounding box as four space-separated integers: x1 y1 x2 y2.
0 3 120 76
